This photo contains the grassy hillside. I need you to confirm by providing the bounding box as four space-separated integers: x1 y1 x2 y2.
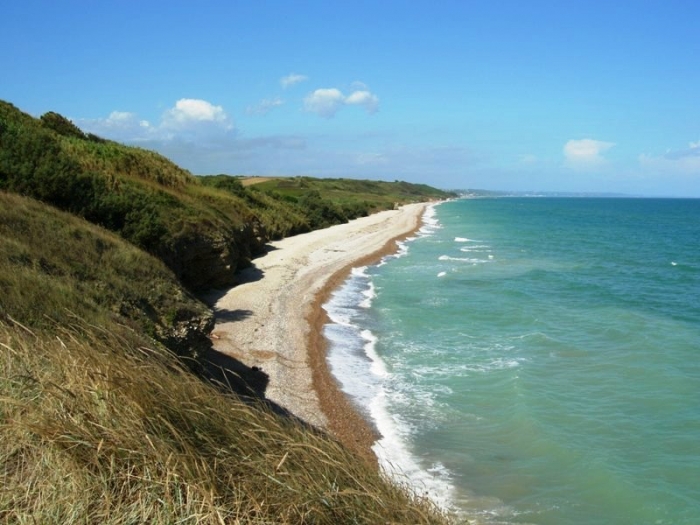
233 175 451 232
0 192 212 361
0 100 454 291
0 101 455 523
0 101 262 290
0 192 450 524
252 175 450 212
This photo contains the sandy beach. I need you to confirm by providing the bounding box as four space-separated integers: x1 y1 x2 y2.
209 203 426 459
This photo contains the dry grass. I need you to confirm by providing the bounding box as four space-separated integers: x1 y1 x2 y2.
0 318 451 524
239 177 277 187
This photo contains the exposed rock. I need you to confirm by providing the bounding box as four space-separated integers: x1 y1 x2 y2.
161 219 268 292
158 308 215 366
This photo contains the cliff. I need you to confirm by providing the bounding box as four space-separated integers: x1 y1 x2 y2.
0 100 454 294
0 99 457 523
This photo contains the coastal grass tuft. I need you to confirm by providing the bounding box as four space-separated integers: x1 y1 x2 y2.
0 319 450 524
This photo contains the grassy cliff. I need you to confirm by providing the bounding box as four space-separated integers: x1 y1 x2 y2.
0 197 447 523
0 101 454 523
0 100 455 292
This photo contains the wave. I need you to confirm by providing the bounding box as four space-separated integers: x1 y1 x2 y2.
324 289 459 511
323 274 383 409
350 267 377 308
454 236 484 243
438 255 490 263
459 245 491 252
371 391 457 511
420 204 441 235
323 200 460 513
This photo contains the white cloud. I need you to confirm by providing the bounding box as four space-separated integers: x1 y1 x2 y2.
350 81 369 91
280 73 308 88
76 111 152 141
304 87 380 118
162 98 232 130
246 97 284 116
564 138 615 168
105 111 151 131
304 88 346 118
345 90 379 114
77 98 234 143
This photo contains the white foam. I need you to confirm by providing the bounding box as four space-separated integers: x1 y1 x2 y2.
361 329 389 377
324 321 384 410
419 204 442 236
437 271 447 277
359 281 376 308
459 245 491 252
454 236 482 243
323 268 373 327
407 357 524 378
350 266 369 277
438 255 489 263
379 203 443 267
324 199 459 513
371 390 458 512
349 267 376 308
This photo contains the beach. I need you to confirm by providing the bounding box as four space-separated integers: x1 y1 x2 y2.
208 203 426 459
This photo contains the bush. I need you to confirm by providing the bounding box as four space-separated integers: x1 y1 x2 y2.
40 111 87 139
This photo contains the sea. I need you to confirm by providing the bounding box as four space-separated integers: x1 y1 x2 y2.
323 197 700 525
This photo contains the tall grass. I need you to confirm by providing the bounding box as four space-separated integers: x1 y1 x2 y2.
0 194 452 524
0 319 450 524
0 192 211 359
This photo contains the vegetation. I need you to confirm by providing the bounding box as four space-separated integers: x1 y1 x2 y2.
0 100 455 523
0 192 211 361
0 320 447 524
246 176 450 229
0 191 450 524
0 100 454 291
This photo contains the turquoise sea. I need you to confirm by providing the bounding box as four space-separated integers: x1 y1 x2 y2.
323 198 700 524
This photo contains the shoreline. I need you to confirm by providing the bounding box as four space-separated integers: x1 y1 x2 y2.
307 212 426 461
208 203 427 461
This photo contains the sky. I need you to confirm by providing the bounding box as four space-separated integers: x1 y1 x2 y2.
2 1 699 196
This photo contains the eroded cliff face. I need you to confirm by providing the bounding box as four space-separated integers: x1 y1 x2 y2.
141 218 268 364
162 219 267 292
157 308 215 365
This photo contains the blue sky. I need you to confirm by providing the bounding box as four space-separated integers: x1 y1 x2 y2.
2 1 699 196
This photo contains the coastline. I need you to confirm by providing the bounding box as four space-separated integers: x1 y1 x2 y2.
208 203 426 461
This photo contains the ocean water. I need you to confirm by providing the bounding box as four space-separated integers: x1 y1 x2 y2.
323 198 700 525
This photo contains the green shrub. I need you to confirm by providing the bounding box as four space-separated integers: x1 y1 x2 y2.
40 111 87 139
